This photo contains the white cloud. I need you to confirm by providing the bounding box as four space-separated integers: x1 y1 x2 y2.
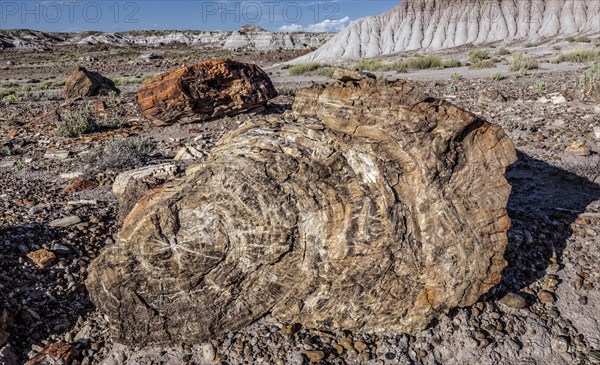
279 16 350 33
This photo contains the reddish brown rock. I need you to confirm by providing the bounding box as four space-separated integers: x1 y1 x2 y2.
64 177 98 194
0 308 10 347
63 66 120 99
136 59 277 125
27 249 57 269
26 342 79 365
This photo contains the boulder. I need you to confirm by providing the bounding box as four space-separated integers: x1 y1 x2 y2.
332 68 376 82
136 59 277 125
477 87 507 104
86 78 516 346
112 163 177 196
63 67 120 99
27 249 57 269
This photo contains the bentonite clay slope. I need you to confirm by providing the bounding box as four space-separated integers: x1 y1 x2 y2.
86 78 516 345
136 59 277 125
294 0 600 62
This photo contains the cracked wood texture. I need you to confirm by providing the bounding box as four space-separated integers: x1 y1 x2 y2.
136 59 277 125
86 78 517 345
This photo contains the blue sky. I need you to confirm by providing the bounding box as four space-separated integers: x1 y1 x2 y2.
0 0 398 32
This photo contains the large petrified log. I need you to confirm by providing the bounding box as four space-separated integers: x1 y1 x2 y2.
63 67 120 99
136 59 277 125
86 78 516 345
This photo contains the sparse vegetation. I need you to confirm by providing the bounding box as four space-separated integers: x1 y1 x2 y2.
580 63 600 86
552 45 562 51
565 36 576 42
509 52 539 72
554 49 600 63
532 81 548 92
278 86 297 96
470 60 497 69
55 107 97 137
490 72 505 81
469 50 489 62
496 48 511 56
575 36 591 43
450 72 463 81
85 138 157 169
288 63 336 77
2 93 22 105
446 83 459 93
354 56 461 72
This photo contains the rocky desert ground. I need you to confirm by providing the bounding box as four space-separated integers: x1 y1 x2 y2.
1 3 600 365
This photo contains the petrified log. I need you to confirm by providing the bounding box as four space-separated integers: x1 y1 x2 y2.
63 67 120 99
136 59 278 125
86 78 516 345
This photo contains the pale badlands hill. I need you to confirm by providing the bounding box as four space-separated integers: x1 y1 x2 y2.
0 27 333 52
294 0 600 63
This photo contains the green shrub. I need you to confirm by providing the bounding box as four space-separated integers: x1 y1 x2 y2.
509 52 539 71
55 107 97 137
450 72 463 81
469 50 489 61
2 94 21 105
441 59 463 68
566 36 576 42
490 72 505 81
580 63 600 86
470 60 497 69
446 83 459 93
532 81 548 92
552 45 562 51
288 63 322 75
554 49 600 63
496 48 511 56
278 86 297 96
575 36 591 43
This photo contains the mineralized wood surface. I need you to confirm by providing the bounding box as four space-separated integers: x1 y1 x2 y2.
136 59 277 125
63 67 120 99
87 78 517 345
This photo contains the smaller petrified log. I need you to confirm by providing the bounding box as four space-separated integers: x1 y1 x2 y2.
136 59 278 125
63 67 120 99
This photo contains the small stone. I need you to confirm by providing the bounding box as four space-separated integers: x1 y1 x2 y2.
201 343 216 362
332 344 344 356
537 290 555 303
385 352 396 360
498 292 527 309
551 337 569 353
353 341 368 352
303 350 325 362
280 323 300 335
579 296 588 305
64 178 98 194
465 337 479 349
51 244 71 255
27 249 56 269
565 141 591 156
49 216 81 228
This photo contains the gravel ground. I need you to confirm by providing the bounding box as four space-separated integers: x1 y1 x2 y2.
0 46 599 365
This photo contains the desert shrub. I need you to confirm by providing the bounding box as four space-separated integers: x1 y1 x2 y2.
509 52 539 71
565 36 576 42
524 42 537 48
278 86 297 96
446 83 459 93
85 138 156 169
496 48 511 56
575 36 591 43
450 72 463 81
405 55 445 69
470 60 497 69
469 50 489 61
552 45 562 51
580 63 600 86
441 59 462 68
490 72 505 81
55 107 97 137
532 81 548 92
554 49 600 63
288 63 322 75
354 59 385 71
2 93 21 105
0 146 13 157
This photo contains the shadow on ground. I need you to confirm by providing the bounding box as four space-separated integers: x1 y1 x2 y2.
489 149 600 298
